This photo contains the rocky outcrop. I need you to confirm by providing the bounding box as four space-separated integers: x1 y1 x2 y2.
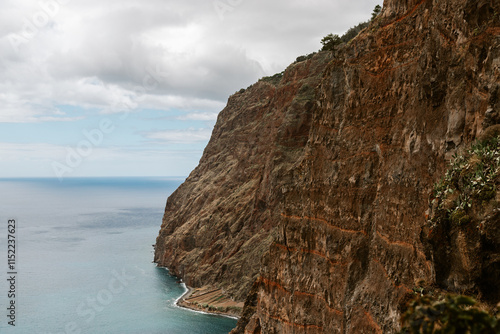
154 52 332 301
239 0 499 332
235 0 499 332
422 127 500 306
156 0 500 332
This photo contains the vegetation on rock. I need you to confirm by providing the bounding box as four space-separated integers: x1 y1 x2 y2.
320 33 342 51
430 134 500 228
294 52 317 63
400 294 500 334
371 5 382 20
320 4 380 51
260 71 284 85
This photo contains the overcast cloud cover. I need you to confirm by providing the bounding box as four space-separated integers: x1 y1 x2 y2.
0 0 380 178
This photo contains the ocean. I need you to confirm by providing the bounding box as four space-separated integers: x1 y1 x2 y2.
0 177 237 334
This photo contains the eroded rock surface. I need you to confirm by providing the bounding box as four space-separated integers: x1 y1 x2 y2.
155 52 332 302
156 0 500 332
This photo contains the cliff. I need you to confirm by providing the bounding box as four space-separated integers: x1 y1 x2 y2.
154 51 333 302
155 0 500 332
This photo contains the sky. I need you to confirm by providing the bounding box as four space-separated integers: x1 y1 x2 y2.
0 0 380 179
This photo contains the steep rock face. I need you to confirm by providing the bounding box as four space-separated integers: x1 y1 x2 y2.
424 174 500 305
154 52 332 301
423 126 500 306
155 0 500 332
236 0 500 333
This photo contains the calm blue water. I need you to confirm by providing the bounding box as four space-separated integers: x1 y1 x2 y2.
0 177 237 333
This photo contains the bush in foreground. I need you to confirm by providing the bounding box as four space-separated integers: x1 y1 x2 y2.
400 294 500 333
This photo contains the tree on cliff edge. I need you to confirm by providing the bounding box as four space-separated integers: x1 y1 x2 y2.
320 33 341 51
372 4 382 20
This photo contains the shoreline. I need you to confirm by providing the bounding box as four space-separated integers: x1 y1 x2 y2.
175 283 242 320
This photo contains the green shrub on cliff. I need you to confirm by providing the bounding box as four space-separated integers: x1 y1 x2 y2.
320 33 341 51
430 135 500 227
340 21 369 44
371 5 382 20
400 294 500 333
295 52 316 63
260 71 284 85
320 4 381 51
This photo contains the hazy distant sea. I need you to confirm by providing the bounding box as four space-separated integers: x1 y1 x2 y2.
0 177 236 334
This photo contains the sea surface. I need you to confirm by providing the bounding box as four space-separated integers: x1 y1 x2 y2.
0 177 237 334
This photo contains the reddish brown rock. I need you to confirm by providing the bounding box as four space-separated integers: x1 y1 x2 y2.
156 0 500 332
154 52 333 302
237 0 499 332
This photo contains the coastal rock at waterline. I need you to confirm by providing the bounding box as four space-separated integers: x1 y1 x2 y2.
155 52 332 302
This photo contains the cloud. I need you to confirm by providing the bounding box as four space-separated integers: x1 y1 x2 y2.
0 0 381 176
0 141 203 177
144 128 213 144
0 142 62 160
176 112 219 121
0 0 380 124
